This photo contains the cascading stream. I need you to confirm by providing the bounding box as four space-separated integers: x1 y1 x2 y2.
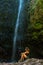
12 0 23 61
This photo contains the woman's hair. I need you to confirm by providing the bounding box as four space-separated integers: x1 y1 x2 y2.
25 47 30 51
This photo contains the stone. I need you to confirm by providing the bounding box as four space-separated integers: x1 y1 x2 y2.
0 58 43 65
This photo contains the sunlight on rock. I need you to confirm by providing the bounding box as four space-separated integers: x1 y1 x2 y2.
23 63 26 65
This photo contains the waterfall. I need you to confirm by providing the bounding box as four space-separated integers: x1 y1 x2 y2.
12 0 23 61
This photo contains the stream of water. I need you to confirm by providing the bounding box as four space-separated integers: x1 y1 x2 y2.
12 0 23 61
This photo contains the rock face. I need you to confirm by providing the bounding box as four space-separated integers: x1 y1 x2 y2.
0 0 18 59
0 58 43 65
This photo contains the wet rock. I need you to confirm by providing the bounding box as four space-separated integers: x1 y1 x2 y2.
0 58 43 65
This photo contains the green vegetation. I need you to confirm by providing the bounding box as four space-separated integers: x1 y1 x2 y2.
27 0 43 40
26 0 43 57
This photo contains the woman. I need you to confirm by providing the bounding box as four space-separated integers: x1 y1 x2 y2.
19 47 30 62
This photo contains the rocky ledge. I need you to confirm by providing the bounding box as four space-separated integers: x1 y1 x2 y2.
0 58 43 65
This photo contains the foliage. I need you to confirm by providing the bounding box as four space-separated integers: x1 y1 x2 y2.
27 0 43 40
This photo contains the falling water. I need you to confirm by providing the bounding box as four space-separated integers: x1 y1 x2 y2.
12 0 23 61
